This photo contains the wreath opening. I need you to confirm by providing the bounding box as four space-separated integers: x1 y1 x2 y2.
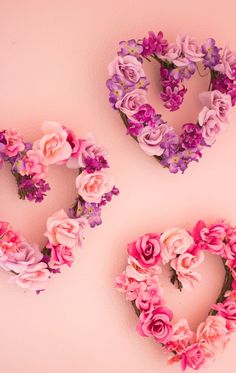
116 221 236 370
107 32 236 173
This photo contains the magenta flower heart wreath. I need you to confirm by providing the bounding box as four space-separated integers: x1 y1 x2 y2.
0 122 118 292
107 32 236 173
116 221 236 370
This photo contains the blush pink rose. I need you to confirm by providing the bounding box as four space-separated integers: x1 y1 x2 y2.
179 34 204 63
137 306 173 344
166 319 193 355
160 228 194 263
170 251 204 291
17 149 47 180
45 209 86 249
199 90 232 122
4 129 25 157
215 47 236 80
212 299 236 322
115 89 147 117
137 124 168 156
196 315 229 352
163 41 188 67
181 342 215 371
76 169 113 203
33 121 72 165
0 241 43 273
126 280 147 302
128 233 162 268
10 262 50 291
125 256 161 282
115 272 129 293
198 107 223 145
48 243 74 267
108 55 145 83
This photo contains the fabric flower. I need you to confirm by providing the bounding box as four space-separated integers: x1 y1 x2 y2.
137 124 169 156
180 34 204 63
198 107 223 146
76 169 113 203
195 222 227 255
15 149 46 180
10 262 50 291
108 55 145 84
160 228 194 263
125 256 161 282
128 233 162 268
4 129 25 157
180 123 203 150
115 89 147 117
180 342 215 371
215 47 236 80
170 251 204 291
137 306 173 344
196 315 230 352
166 319 193 355
33 121 72 165
199 90 232 122
212 299 236 322
45 209 86 249
48 243 74 267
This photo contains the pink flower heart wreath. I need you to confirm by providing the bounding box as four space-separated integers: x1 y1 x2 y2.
107 32 236 173
116 220 236 370
0 121 119 292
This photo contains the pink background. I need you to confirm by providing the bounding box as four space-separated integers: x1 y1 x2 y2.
0 1 236 372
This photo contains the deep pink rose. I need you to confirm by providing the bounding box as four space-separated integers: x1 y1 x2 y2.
0 241 43 273
135 276 161 312
115 89 147 117
224 226 236 259
49 243 74 267
170 251 204 291
199 90 232 122
45 209 86 249
0 221 9 238
215 47 236 80
10 262 50 291
197 222 227 255
76 169 113 203
196 315 229 352
160 228 194 263
198 107 224 145
4 129 25 157
212 299 236 322
137 124 168 156
166 319 193 355
181 342 215 371
128 233 162 268
137 306 173 344
33 121 72 165
108 55 145 83
126 280 146 302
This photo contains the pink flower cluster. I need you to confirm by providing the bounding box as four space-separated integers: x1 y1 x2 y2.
116 220 236 370
107 31 236 173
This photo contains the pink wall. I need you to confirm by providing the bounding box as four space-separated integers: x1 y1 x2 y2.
0 1 236 372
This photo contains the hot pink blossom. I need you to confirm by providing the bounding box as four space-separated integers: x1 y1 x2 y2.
16 149 47 180
212 299 236 322
166 319 193 355
125 256 161 282
48 243 74 267
181 342 215 371
4 129 25 157
128 233 162 268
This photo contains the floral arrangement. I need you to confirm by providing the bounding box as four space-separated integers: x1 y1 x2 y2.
0 122 118 292
116 220 236 370
107 32 236 173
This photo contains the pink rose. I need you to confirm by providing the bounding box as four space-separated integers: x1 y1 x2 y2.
137 124 168 156
199 90 232 122
10 262 50 291
17 149 47 180
135 276 161 312
4 129 25 157
224 226 236 259
115 89 147 117
212 299 236 322
0 241 43 273
108 55 145 83
170 251 204 290
45 209 86 249
198 107 223 145
215 47 236 80
196 315 229 352
166 319 193 355
76 169 113 203
0 221 10 238
33 121 72 165
196 222 227 255
128 233 162 268
126 280 146 302
180 34 204 63
137 306 173 344
125 256 161 282
48 243 74 267
115 272 129 292
160 228 194 263
163 41 188 67
181 342 215 371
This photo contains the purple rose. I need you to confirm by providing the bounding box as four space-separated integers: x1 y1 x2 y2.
108 55 145 84
137 124 168 156
115 89 147 117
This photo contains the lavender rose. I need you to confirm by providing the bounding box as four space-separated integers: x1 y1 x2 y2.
115 89 147 117
137 124 168 156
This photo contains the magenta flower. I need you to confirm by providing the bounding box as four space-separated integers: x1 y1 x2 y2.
128 233 162 268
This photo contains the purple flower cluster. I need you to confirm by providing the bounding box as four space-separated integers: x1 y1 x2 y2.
212 71 236 106
160 67 187 111
17 177 51 203
202 38 221 69
142 31 168 58
84 155 109 174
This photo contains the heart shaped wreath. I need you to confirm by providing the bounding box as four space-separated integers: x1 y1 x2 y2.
116 221 236 370
0 122 118 292
107 32 236 173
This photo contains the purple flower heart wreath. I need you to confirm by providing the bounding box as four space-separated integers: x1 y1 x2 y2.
107 32 236 173
0 122 119 292
116 221 236 370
